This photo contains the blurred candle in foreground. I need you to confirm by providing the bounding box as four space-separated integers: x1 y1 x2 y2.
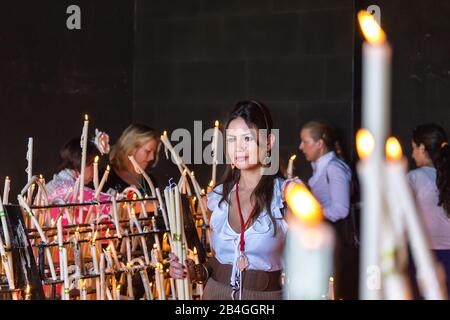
284 182 334 300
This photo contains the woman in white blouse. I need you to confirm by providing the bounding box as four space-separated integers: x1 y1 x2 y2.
169 100 299 300
299 121 358 299
407 124 450 297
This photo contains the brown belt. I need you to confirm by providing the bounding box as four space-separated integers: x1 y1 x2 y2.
206 257 282 292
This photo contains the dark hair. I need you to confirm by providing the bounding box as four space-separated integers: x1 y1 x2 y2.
217 100 282 235
412 124 450 215
58 137 98 172
302 121 345 160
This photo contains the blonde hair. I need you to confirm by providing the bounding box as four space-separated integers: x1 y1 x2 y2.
110 124 159 172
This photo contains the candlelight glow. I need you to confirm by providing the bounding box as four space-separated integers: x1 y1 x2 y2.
358 10 386 44
25 284 30 295
84 114 89 121
193 247 197 255
356 128 375 160
201 189 205 195
289 154 296 161
215 120 219 127
209 180 214 187
386 137 403 161
94 156 99 164
106 165 110 172
284 182 323 225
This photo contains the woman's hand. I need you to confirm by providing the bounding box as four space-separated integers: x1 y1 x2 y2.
168 252 195 280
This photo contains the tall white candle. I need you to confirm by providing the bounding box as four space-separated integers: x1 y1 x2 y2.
356 129 383 300
79 115 89 205
357 11 392 300
57 216 64 281
384 138 444 299
3 176 10 205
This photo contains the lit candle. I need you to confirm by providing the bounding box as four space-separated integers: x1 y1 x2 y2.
357 10 392 299
284 182 334 300
94 165 110 199
193 247 203 297
356 129 382 300
93 156 99 191
80 280 87 300
384 137 444 299
211 120 219 187
79 115 89 205
115 284 121 300
287 155 296 179
328 277 335 300
3 176 10 205
25 284 31 300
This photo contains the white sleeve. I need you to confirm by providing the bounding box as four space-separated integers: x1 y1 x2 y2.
323 164 351 222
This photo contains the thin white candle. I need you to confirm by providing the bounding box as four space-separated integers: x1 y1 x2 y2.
3 176 10 205
93 156 99 191
211 120 219 186
26 137 33 203
357 9 392 301
287 155 296 179
79 115 89 205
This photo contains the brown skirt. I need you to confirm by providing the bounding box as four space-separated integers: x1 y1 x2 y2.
202 277 283 300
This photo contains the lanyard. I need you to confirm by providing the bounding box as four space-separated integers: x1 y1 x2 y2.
235 182 256 253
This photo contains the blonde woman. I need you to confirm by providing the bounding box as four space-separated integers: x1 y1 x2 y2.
104 124 160 194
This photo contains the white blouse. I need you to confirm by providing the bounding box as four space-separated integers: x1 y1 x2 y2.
207 177 301 287
408 166 450 250
308 151 352 223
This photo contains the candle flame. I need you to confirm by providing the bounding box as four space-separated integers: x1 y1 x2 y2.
163 131 167 137
358 10 386 44
214 120 219 127
94 156 99 164
386 137 403 161
84 114 89 121
356 128 375 160
191 171 195 176
106 165 110 171
193 247 197 255
329 277 334 282
25 284 30 294
39 174 43 179
201 188 205 195
5 176 9 180
289 154 296 161
284 182 323 225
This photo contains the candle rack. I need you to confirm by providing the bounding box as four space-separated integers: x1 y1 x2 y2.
0 191 208 300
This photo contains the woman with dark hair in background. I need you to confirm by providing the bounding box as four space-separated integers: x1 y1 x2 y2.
169 100 301 300
46 137 99 204
408 123 450 297
299 120 358 299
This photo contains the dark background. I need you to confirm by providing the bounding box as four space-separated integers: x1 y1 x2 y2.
0 0 449 200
